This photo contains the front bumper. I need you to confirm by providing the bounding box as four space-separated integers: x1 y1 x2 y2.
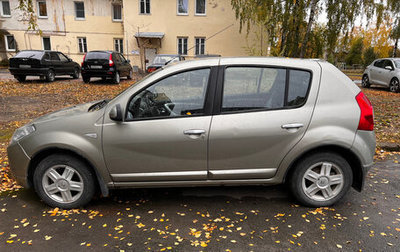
6 142 31 188
9 67 49 76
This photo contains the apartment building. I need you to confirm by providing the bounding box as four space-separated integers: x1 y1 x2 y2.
0 0 252 70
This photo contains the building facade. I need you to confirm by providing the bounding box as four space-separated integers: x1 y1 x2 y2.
0 0 253 69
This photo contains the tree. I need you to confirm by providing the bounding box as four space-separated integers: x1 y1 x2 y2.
363 47 377 67
345 37 363 66
17 0 39 31
390 24 400 57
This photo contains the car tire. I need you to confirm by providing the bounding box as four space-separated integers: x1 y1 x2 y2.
15 75 26 82
361 74 370 88
33 154 96 209
46 69 55 82
289 152 352 207
127 69 133 80
389 78 400 93
72 67 80 79
113 71 120 84
82 75 90 83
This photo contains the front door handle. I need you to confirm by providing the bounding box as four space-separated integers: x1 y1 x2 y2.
183 129 206 135
281 123 304 129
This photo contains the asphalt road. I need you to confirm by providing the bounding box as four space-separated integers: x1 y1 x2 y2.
0 156 399 251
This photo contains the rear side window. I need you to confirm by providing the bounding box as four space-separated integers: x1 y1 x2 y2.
374 60 383 68
15 51 44 59
222 67 311 112
85 52 110 60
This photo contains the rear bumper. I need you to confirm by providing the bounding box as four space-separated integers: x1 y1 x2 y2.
81 68 115 77
7 142 31 188
9 67 49 76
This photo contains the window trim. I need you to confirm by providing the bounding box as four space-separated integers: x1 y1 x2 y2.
214 65 313 115
1 0 11 17
139 0 150 15
4 34 16 51
195 37 205 55
77 37 87 53
177 0 188 15
37 0 48 18
74 1 85 20
112 3 122 21
114 38 123 53
177 37 188 55
42 36 51 50
124 66 218 122
195 0 206 16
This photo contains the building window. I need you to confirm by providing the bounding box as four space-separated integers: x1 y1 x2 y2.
78 37 87 53
112 3 122 21
74 1 85 19
37 0 47 18
114 39 123 53
1 1 11 17
42 37 51 50
195 37 205 55
177 0 188 15
139 0 150 14
177 37 188 55
5 35 16 51
195 0 206 15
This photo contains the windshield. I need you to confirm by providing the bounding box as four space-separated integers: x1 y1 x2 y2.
394 60 400 68
15 51 44 59
153 56 178 64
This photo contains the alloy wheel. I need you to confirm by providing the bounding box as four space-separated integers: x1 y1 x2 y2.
389 79 399 93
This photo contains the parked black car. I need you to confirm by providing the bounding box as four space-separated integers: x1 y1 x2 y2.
81 51 133 84
9 50 80 82
146 54 185 73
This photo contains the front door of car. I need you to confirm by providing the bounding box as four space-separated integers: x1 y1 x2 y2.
102 68 216 183
119 53 130 75
208 66 316 180
58 52 74 74
49 52 62 75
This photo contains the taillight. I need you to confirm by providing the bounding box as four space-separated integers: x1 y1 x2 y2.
355 91 374 131
81 53 86 67
109 54 114 67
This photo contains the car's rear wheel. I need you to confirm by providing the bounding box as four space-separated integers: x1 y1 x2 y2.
127 69 133 80
113 71 120 84
82 75 90 83
33 154 95 209
15 75 26 82
46 69 55 82
289 152 352 207
389 78 399 93
361 74 370 88
72 67 80 79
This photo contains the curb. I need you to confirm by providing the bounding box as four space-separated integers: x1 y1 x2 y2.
377 142 400 152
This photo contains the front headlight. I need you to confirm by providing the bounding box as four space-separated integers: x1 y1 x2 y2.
11 124 36 143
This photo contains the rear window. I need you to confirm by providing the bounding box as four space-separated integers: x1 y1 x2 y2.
14 51 44 59
85 52 110 60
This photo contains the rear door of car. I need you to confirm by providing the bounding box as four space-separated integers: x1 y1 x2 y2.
370 60 384 84
380 60 395 86
208 59 320 180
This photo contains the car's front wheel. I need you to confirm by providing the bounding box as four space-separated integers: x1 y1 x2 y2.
389 78 399 93
289 152 352 207
33 154 95 209
361 74 370 88
127 69 133 80
15 75 26 82
46 69 55 82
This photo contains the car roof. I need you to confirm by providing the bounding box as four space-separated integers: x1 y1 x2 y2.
19 50 60 53
156 54 181 57
87 50 116 54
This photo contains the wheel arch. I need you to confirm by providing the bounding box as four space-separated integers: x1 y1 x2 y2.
284 145 364 191
27 147 109 197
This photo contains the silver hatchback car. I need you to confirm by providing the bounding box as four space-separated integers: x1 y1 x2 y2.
362 58 400 92
7 57 375 209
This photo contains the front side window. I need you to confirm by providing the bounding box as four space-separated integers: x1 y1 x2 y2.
78 37 87 53
74 1 85 19
383 60 394 70
37 0 47 17
177 0 188 15
140 0 150 14
112 3 122 21
177 37 188 55
195 0 206 15
50 52 60 61
195 37 205 55
58 52 69 62
42 37 51 50
222 67 311 112
114 39 123 53
127 68 210 120
1 1 11 17
5 35 15 51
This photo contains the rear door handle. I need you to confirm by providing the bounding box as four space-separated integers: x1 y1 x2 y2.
281 123 304 129
183 129 206 135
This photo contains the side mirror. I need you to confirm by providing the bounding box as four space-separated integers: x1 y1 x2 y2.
127 59 130 63
145 59 149 63
385 66 393 71
68 58 72 62
109 104 123 121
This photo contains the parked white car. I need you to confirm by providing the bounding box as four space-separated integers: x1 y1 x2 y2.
362 58 400 92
